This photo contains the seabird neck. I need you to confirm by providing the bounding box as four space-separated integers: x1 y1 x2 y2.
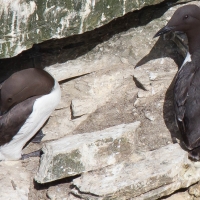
187 28 200 55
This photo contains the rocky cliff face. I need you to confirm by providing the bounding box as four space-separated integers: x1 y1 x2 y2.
0 0 166 59
0 0 199 200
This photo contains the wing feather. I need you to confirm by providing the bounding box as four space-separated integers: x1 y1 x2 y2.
174 62 195 121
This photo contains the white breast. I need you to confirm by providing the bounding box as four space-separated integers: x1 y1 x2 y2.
179 52 192 72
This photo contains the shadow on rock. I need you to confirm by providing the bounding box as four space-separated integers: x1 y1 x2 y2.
136 35 183 68
33 174 80 192
135 35 183 144
163 76 181 143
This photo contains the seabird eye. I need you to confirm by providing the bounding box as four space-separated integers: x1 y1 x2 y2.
184 15 189 19
7 98 12 103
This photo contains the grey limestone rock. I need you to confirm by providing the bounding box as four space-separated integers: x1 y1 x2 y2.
35 121 141 183
72 144 200 200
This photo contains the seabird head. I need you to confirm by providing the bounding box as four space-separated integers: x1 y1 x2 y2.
154 5 200 38
0 68 54 114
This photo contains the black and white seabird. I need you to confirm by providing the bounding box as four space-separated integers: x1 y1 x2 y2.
154 4 200 161
0 68 61 160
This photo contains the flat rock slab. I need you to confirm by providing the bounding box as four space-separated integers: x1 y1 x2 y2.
72 144 200 200
35 121 141 183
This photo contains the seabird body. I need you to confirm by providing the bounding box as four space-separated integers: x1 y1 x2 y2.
154 4 200 161
0 68 61 160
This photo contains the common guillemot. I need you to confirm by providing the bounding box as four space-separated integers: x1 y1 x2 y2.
0 68 61 160
154 4 200 161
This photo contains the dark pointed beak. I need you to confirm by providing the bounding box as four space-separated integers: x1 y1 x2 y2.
0 107 6 116
153 25 175 38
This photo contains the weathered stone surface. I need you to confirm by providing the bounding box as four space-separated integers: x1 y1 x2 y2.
35 121 140 183
43 108 89 141
70 68 137 117
164 191 192 200
71 98 97 117
43 67 139 141
189 182 200 198
45 54 122 82
0 161 30 200
0 0 167 59
72 144 200 200
46 184 80 200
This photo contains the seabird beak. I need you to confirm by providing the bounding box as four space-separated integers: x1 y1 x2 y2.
153 25 175 38
0 107 6 116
